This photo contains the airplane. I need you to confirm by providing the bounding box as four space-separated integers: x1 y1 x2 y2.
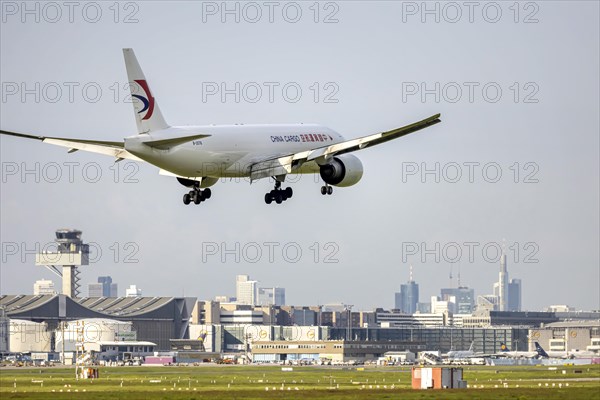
469 343 537 360
534 342 596 359
0 49 441 206
444 342 528 361
483 342 590 360
493 343 538 358
445 341 476 359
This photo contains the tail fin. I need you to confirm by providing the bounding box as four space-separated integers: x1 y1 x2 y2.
123 48 169 134
499 343 509 352
534 342 549 358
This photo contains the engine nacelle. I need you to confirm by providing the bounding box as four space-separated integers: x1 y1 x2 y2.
319 154 363 187
177 177 218 188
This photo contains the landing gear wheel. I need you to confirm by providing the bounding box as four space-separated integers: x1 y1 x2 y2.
327 186 333 195
183 185 212 205
321 186 327 195
265 179 293 205
194 192 202 204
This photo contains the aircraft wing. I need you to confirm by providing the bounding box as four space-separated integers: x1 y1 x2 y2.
249 113 441 181
0 130 143 161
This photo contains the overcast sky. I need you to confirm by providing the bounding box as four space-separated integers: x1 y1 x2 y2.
1 1 598 312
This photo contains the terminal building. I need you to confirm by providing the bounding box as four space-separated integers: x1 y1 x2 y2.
252 340 421 363
527 320 600 353
186 322 529 354
0 294 195 350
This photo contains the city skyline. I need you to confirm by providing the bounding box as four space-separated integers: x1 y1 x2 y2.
22 258 580 313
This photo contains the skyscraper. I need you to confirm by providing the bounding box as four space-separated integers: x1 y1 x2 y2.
508 278 522 311
486 251 523 312
440 287 475 314
89 276 118 297
394 265 419 314
88 283 103 297
258 287 285 306
98 276 118 297
498 254 508 311
236 275 259 305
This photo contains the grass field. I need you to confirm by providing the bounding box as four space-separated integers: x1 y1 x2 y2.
1 364 599 399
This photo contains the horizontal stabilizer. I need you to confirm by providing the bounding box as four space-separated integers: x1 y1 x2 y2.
143 134 211 150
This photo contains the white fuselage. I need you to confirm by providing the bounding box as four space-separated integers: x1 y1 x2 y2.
545 350 596 359
124 124 346 178
498 351 537 359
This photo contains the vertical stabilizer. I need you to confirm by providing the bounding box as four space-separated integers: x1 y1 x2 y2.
123 48 169 134
534 342 550 358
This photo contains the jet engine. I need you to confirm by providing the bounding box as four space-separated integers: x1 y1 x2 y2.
319 154 363 187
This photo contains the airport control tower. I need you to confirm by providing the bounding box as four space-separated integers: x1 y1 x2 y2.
36 229 89 298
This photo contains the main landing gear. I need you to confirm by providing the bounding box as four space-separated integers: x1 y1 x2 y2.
320 184 333 195
183 186 212 205
265 180 293 205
